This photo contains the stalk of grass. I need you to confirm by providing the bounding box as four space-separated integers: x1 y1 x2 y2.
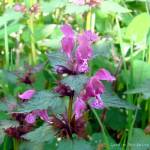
115 15 137 148
28 0 37 65
91 108 110 150
4 22 9 70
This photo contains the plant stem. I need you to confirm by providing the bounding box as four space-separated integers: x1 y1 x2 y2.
68 96 73 123
13 138 19 150
4 22 9 70
86 8 92 31
91 108 110 150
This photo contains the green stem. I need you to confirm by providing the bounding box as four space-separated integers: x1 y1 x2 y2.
91 108 110 150
13 138 19 150
4 22 9 69
29 15 37 65
126 108 138 150
68 96 73 123
86 8 92 31
3 136 8 150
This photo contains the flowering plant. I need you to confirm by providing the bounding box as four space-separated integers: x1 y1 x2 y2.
0 24 136 149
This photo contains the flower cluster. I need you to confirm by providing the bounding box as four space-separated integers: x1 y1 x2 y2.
57 24 98 75
74 68 115 119
56 24 115 119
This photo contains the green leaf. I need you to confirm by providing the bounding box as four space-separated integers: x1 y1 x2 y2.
105 108 127 130
90 133 121 150
17 91 65 114
0 22 24 39
0 103 8 111
65 4 89 14
125 13 150 43
61 75 88 94
0 70 17 84
0 9 22 27
57 139 94 150
101 91 136 110
41 0 67 13
93 41 112 58
101 1 130 14
23 124 55 143
128 128 150 150
125 80 150 99
0 120 19 129
47 51 67 67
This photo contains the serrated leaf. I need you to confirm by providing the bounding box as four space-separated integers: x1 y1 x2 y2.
57 139 94 150
41 0 67 13
17 91 65 114
125 13 150 43
102 91 136 110
0 120 19 129
23 124 55 143
101 1 130 14
128 128 150 150
47 51 67 67
65 3 89 14
125 80 150 99
61 75 88 94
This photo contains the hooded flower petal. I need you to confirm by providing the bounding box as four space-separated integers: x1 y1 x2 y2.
78 31 98 46
61 24 75 58
76 45 92 61
61 24 74 37
74 97 86 119
84 30 99 43
25 113 36 124
37 110 50 123
85 76 105 97
61 37 74 58
91 95 104 109
18 89 35 100
95 68 115 82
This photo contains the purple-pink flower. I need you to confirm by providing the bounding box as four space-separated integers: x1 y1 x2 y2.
74 97 86 119
74 68 115 118
60 24 98 74
14 3 26 13
25 113 36 124
95 68 116 82
18 89 35 100
25 110 50 124
61 24 75 58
